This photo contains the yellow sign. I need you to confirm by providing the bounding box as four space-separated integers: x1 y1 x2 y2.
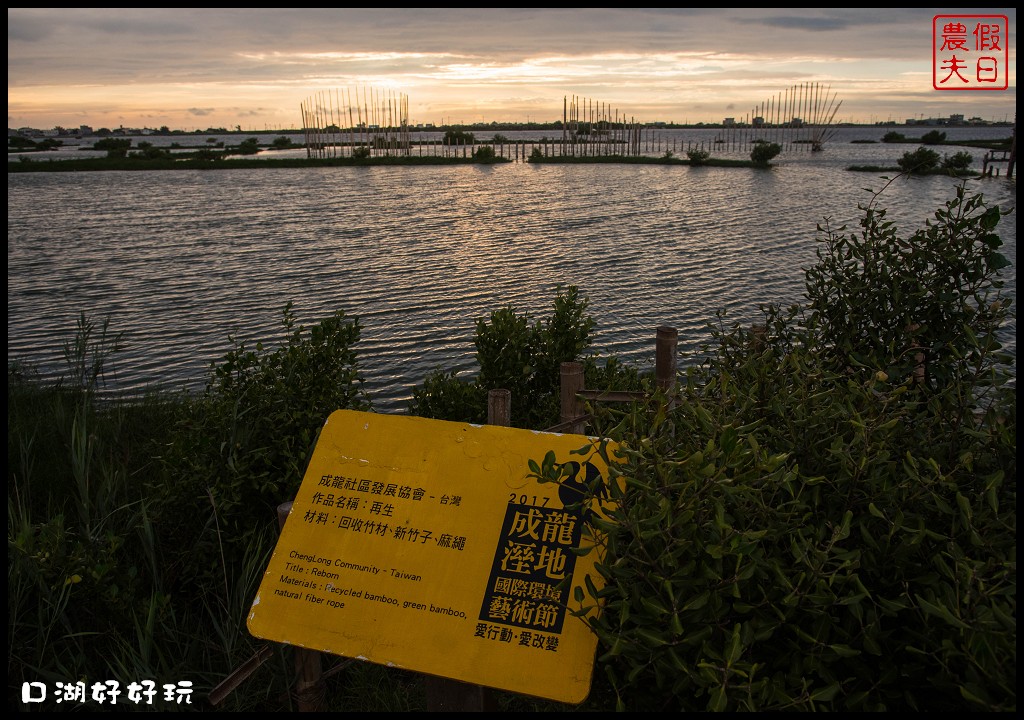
247 409 619 704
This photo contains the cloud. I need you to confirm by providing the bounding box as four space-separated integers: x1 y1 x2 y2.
7 12 53 42
7 8 1016 129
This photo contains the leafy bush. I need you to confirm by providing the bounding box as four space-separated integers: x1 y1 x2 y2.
407 369 487 424
942 150 973 172
546 185 1016 712
9 135 37 149
473 145 497 161
750 141 781 167
881 131 906 143
351 145 372 159
93 137 132 158
158 303 370 572
896 146 941 173
443 129 475 145
530 147 544 161
193 147 222 161
921 129 947 144
132 141 171 160
806 183 1011 403
687 149 711 166
409 286 594 428
233 137 261 155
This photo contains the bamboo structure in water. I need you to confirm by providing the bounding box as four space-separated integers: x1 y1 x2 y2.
715 81 842 153
298 82 841 161
301 86 411 158
561 95 644 157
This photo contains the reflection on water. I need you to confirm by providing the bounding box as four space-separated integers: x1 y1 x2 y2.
7 127 1016 413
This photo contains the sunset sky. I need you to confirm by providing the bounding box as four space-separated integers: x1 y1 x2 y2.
7 8 1017 132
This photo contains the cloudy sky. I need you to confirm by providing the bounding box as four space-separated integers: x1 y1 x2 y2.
7 8 1017 131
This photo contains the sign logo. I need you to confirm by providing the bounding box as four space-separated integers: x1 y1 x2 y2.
933 15 1009 90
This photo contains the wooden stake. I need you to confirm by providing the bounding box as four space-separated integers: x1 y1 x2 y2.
277 502 326 712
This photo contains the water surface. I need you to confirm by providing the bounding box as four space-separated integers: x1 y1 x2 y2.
8 127 1016 412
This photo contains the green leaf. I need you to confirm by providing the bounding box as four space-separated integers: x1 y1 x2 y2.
810 682 841 701
725 624 743 665
640 595 669 616
915 594 970 629
827 644 861 657
636 628 669 647
682 592 709 613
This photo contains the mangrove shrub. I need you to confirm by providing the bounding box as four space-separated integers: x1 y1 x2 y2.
547 185 1015 712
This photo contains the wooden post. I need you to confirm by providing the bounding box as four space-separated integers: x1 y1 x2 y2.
487 388 511 427
1007 122 1015 178
423 391 506 712
560 362 586 434
655 326 678 393
277 502 327 712
424 677 499 712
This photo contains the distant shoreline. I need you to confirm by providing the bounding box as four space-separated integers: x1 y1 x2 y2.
7 155 770 172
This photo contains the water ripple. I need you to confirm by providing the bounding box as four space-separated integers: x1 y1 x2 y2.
8 129 1016 413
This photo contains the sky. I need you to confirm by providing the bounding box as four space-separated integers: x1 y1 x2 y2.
7 8 1017 132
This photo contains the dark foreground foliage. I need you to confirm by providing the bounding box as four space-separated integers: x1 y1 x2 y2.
535 184 1016 711
8 183 1015 712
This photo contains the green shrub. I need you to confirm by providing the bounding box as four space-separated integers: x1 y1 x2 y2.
9 135 37 149
233 137 261 155
443 129 475 145
942 150 973 172
408 286 594 429
351 145 372 159
530 147 544 161
473 145 497 161
132 141 171 160
408 369 488 423
921 129 947 144
881 131 906 143
750 141 781 167
93 137 132 158
687 149 711 166
158 303 370 572
896 146 941 173
546 185 1016 712
805 182 1012 422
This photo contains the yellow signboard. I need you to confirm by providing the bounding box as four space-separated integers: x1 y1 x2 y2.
247 409 619 704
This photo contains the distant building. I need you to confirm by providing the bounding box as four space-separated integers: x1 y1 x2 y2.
723 117 736 127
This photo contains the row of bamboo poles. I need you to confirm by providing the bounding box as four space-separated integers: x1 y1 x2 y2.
300 87 411 158
299 84 843 159
713 82 843 153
